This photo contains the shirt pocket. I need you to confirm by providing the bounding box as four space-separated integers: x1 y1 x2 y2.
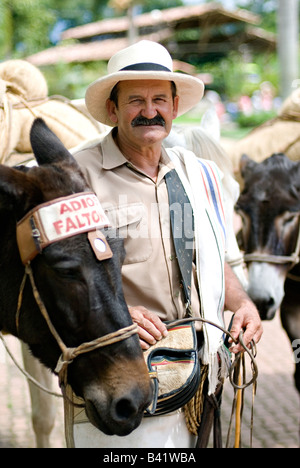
104 203 152 264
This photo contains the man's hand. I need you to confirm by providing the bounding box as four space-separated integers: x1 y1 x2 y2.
128 306 168 350
228 301 263 353
225 263 263 353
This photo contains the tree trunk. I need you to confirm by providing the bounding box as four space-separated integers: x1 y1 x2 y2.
278 0 299 100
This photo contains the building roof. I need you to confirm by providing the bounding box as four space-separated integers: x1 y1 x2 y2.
26 3 276 67
61 4 260 41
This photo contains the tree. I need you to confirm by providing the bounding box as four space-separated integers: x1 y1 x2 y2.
277 0 299 99
0 0 109 59
108 0 182 44
0 0 56 58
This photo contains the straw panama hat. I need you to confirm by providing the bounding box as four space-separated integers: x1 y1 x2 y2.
85 40 205 126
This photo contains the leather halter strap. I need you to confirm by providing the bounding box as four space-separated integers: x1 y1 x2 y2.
244 219 300 269
16 192 110 264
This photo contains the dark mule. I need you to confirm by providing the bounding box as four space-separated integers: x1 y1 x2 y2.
0 118 152 437
236 153 300 394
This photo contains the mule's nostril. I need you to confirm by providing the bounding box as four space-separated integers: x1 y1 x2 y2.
114 398 138 421
254 296 276 320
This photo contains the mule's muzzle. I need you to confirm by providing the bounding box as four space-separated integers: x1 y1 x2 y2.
84 385 153 436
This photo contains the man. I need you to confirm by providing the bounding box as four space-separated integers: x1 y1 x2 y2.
71 40 262 448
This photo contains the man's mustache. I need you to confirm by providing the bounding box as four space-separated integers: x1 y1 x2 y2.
131 115 166 127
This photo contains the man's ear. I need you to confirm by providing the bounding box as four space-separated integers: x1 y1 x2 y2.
106 98 118 125
172 95 179 120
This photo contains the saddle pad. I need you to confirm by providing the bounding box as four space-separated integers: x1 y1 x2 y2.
144 323 196 398
144 322 201 415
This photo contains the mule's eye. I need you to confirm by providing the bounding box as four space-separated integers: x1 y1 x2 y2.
50 260 80 280
281 212 299 228
283 215 297 226
54 267 76 279
277 212 299 238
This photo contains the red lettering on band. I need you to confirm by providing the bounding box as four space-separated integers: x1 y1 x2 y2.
53 220 63 235
70 201 82 211
60 203 72 214
65 217 77 233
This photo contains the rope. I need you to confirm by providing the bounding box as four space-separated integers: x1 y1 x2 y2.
227 255 245 268
184 364 208 435
287 272 300 282
0 93 13 164
244 218 300 270
226 337 257 448
0 78 38 164
25 263 139 387
0 74 100 165
244 252 299 265
0 332 62 398
8 263 138 397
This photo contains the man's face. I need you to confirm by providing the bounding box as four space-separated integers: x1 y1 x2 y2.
106 80 179 148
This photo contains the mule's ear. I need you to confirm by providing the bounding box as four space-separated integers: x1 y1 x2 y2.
240 154 257 180
30 118 76 166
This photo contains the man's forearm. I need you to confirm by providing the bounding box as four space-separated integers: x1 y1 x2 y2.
224 262 252 313
224 262 263 352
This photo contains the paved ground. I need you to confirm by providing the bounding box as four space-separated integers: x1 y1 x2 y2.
0 312 299 449
221 313 299 448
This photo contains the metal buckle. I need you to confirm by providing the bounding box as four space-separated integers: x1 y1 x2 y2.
30 217 42 253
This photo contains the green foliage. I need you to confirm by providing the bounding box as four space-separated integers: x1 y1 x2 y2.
199 51 279 100
0 0 110 59
41 61 107 98
236 110 276 128
141 0 182 12
0 0 56 58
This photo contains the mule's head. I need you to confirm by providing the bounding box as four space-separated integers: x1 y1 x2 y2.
0 118 152 436
236 153 300 320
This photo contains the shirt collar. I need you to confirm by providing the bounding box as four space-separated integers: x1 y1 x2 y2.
101 128 175 175
102 129 129 170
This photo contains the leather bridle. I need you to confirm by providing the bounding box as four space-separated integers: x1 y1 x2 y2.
14 192 139 391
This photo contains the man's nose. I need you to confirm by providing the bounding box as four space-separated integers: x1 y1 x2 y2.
141 101 157 119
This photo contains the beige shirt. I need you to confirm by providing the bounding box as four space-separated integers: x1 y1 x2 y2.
74 129 201 322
